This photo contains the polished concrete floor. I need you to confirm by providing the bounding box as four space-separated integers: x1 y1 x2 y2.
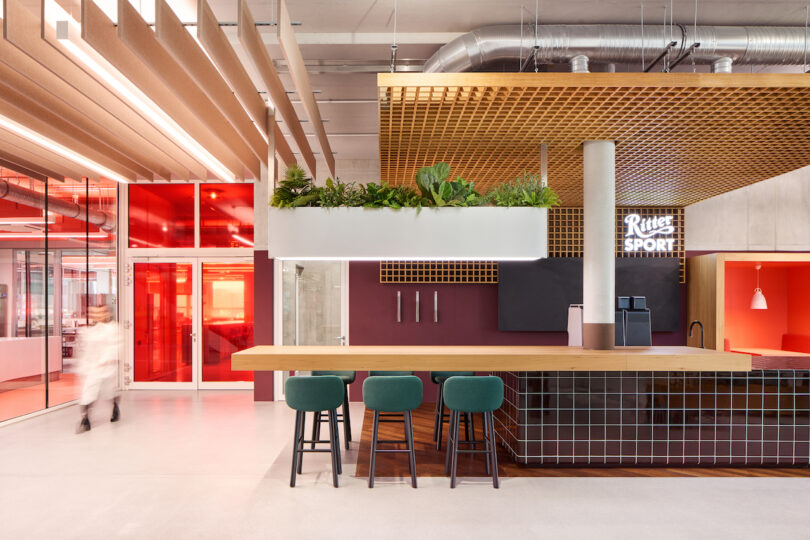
0 391 808 540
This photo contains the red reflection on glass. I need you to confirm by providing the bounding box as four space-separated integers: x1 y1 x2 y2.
199 184 254 248
128 184 194 248
201 262 254 382
133 263 193 382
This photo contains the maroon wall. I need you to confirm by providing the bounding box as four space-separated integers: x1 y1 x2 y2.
253 251 274 401
347 261 685 401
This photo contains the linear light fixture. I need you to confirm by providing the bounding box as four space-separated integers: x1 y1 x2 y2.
45 2 237 182
0 232 108 238
232 233 254 247
0 114 130 183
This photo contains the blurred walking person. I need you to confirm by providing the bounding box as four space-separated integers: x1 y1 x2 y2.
76 304 121 433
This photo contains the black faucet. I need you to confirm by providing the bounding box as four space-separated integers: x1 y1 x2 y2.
689 320 705 349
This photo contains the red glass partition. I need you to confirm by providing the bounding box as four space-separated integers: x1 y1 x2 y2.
201 262 254 382
133 263 193 382
199 184 254 248
128 184 194 248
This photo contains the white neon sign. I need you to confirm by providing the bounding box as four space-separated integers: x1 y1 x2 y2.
623 214 675 252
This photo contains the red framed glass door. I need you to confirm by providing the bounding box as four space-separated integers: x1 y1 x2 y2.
128 257 253 388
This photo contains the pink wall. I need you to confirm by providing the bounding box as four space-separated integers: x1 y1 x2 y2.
252 252 274 401
787 266 810 336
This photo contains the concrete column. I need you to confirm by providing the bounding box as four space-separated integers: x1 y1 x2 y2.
582 140 616 350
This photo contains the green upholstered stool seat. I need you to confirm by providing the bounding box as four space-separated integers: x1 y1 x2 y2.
312 370 356 384
443 376 504 413
363 376 422 412
368 370 414 377
285 375 344 488
441 376 504 489
285 375 344 412
430 371 475 384
362 375 422 488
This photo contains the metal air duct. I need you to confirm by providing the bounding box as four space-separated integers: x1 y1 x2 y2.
423 24 810 72
0 180 116 231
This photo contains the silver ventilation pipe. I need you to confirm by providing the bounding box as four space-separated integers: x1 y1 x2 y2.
0 180 116 231
570 54 590 72
423 24 810 72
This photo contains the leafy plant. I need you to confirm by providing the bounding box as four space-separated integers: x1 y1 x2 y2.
488 171 561 208
363 181 427 209
270 165 322 207
318 178 366 207
414 162 485 207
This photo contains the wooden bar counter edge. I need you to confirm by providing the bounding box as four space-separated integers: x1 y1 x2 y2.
232 345 751 372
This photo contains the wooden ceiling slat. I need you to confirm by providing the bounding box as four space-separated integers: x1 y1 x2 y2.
274 123 296 168
116 0 260 180
237 0 317 177
0 127 91 181
154 0 267 164
2 0 198 180
276 0 335 178
0 154 55 182
378 73 810 207
80 0 244 180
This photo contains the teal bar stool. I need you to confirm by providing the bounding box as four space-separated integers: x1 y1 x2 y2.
443 376 504 488
311 371 356 450
285 375 344 488
362 375 422 488
430 371 475 450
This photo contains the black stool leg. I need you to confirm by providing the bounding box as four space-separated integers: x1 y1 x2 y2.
445 410 458 475
297 411 306 474
436 384 446 450
290 410 303 487
464 411 471 442
450 410 460 488
433 383 442 442
368 410 380 488
311 411 320 449
331 409 342 474
482 412 491 476
487 411 499 489
404 410 417 488
328 409 339 487
342 383 352 446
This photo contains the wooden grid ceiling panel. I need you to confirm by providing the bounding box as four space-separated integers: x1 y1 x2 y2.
378 73 810 207
380 261 499 284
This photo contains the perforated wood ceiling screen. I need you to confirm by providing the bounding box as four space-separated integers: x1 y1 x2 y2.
380 261 499 283
378 73 810 207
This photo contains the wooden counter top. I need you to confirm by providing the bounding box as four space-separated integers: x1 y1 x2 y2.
232 345 751 372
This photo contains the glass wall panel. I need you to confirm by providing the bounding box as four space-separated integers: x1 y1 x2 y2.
201 262 254 382
0 172 47 422
133 262 193 382
128 184 194 248
199 183 254 248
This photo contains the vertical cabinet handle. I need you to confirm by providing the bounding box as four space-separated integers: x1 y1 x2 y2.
434 291 438 323
415 291 420 323
396 291 401 323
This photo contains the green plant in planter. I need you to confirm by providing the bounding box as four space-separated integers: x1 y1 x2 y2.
488 171 561 208
363 181 427 209
271 165 322 207
415 162 485 207
319 178 366 207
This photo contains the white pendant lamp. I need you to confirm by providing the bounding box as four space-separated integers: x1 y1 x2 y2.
750 263 768 310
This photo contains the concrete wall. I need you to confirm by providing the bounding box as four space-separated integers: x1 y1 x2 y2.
685 165 810 251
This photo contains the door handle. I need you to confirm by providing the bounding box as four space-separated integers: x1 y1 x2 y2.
335 336 346 345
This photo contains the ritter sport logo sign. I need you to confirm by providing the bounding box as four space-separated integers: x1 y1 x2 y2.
623 214 676 252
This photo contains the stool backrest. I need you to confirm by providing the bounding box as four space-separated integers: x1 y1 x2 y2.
285 375 344 411
363 375 423 412
443 376 504 413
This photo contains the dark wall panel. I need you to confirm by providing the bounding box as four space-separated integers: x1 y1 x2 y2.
499 258 680 332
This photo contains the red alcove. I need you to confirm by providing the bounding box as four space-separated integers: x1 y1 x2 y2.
724 261 810 352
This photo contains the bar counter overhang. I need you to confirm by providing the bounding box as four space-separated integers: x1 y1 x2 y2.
233 345 810 468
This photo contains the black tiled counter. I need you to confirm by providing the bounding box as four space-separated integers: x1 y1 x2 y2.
492 371 810 466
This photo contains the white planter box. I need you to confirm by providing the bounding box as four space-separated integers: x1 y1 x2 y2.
268 207 548 260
